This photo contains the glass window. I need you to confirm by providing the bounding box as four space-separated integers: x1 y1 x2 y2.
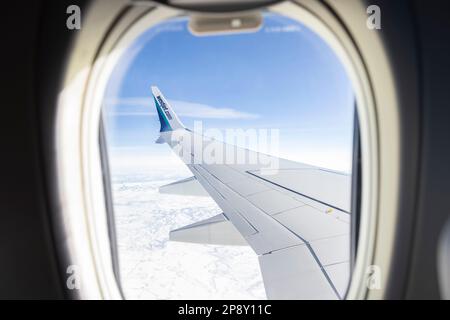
102 12 355 300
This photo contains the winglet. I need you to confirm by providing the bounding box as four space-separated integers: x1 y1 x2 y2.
151 86 185 132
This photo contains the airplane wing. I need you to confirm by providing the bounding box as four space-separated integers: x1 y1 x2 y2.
151 86 351 299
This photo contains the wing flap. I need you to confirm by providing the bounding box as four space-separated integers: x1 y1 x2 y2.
309 235 350 266
159 176 209 197
324 262 350 298
259 245 339 300
170 213 248 246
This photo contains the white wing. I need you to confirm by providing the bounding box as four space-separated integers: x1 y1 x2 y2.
152 86 351 299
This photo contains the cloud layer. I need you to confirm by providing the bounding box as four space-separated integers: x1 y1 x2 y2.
105 98 260 120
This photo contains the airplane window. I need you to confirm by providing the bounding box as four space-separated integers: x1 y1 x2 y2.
101 12 356 300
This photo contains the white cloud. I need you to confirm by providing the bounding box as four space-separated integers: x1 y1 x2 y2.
105 98 260 120
109 151 190 175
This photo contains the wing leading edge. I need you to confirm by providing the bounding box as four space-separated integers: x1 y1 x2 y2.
151 87 351 299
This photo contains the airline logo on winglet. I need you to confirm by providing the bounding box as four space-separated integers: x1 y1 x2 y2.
156 96 173 120
151 86 185 132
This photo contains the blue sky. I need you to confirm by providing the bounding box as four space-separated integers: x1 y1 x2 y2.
104 13 355 172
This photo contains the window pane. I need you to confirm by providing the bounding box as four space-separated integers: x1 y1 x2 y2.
102 12 355 299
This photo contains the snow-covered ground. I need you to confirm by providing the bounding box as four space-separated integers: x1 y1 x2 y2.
111 168 266 300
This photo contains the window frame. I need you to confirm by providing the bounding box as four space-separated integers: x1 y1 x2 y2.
55 0 400 299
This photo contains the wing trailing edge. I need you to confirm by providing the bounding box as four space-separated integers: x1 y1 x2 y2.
159 176 209 197
170 213 249 246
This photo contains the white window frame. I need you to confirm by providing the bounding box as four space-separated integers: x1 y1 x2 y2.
55 0 401 300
